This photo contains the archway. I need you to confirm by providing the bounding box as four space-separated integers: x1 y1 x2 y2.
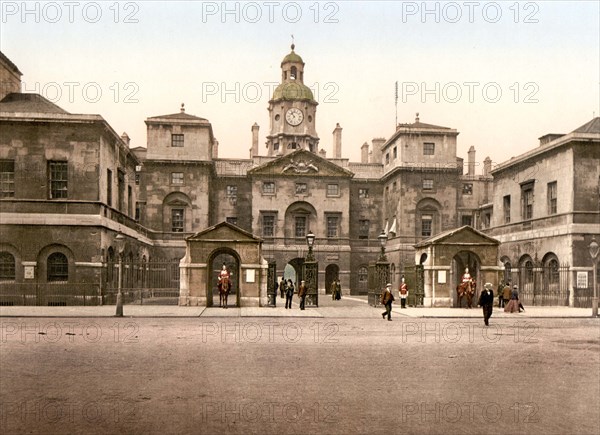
452 251 481 307
325 264 339 294
285 257 304 287
207 248 240 307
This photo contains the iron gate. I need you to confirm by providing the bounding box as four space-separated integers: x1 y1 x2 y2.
103 259 180 305
508 264 570 306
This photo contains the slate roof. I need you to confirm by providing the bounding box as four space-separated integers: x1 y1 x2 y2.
147 111 208 122
571 117 600 134
0 93 69 114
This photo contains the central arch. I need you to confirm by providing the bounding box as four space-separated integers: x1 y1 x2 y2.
207 247 241 307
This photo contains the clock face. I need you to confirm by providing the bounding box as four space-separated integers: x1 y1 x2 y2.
285 108 304 126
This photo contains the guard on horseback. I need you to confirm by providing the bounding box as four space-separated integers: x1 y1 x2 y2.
218 263 231 308
457 267 476 308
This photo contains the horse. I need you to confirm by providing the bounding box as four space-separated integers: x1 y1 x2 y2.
457 280 476 308
218 277 230 308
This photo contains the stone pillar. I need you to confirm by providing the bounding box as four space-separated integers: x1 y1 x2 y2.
332 123 342 158
371 138 386 164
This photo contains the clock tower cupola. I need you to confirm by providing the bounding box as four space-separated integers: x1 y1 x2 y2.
266 44 319 156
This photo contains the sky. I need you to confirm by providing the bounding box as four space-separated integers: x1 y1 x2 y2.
1 1 599 169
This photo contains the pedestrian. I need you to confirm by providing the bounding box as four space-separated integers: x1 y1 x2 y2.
504 285 522 313
502 282 512 308
335 280 342 300
285 279 294 309
478 282 495 326
298 280 307 310
280 277 285 299
399 276 408 308
331 280 337 300
380 283 394 321
497 282 504 307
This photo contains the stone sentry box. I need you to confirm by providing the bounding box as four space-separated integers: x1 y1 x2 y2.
179 222 268 307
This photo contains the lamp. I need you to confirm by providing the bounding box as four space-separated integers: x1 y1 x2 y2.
378 230 388 261
306 230 315 262
114 232 126 317
589 238 599 317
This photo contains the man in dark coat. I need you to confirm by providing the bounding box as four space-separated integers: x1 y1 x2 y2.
298 280 307 310
285 279 294 309
280 277 286 299
478 282 495 326
380 283 395 321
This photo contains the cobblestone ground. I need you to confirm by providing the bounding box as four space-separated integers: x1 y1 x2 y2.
1 316 598 434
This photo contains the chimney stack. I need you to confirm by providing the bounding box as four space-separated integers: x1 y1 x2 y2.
483 156 492 177
467 146 476 176
332 123 342 158
212 138 219 159
251 123 259 157
121 132 130 147
319 148 327 158
361 142 369 163
371 138 386 164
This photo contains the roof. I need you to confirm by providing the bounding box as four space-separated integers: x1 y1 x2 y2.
0 93 69 114
186 221 262 242
281 45 304 65
0 51 22 75
271 81 315 102
147 111 208 122
414 225 500 248
396 120 451 130
571 117 600 134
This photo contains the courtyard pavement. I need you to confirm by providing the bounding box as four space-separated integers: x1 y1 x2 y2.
0 295 595 318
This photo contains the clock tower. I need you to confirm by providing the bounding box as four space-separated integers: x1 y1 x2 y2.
266 44 319 156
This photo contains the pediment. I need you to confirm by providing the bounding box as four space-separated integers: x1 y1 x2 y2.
187 221 261 242
415 225 500 247
248 149 354 178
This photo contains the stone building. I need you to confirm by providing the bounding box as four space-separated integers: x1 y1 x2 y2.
0 47 598 308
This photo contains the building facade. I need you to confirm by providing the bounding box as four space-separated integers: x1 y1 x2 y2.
0 47 598 307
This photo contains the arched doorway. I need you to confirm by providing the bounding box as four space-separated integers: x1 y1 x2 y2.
325 264 339 294
285 257 304 287
452 251 481 307
207 249 240 307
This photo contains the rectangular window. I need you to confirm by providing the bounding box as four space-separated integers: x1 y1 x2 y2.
127 185 132 217
483 212 491 228
0 160 15 198
227 185 237 205
106 169 112 206
171 134 184 147
522 183 534 220
226 217 237 226
135 173 140 186
135 202 141 222
358 188 369 198
393 146 397 159
262 181 275 194
117 170 125 211
385 153 390 164
503 195 511 224
295 183 307 194
171 172 184 185
171 208 184 232
423 142 435 155
326 184 339 197
423 179 434 191
295 216 306 238
359 219 369 239
461 215 472 226
326 215 339 238
462 183 473 195
547 181 557 215
262 214 275 237
421 214 432 237
49 161 68 199
392 181 397 191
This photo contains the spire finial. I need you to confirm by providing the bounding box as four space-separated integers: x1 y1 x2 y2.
415 112 419 122
181 103 185 113
291 34 295 51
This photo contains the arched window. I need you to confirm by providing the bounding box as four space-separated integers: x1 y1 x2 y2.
547 258 560 285
0 252 15 280
524 260 534 284
47 252 68 282
291 66 297 79
358 266 368 283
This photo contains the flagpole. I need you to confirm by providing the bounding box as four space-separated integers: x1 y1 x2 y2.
395 81 398 128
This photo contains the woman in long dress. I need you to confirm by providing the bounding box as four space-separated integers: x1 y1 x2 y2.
504 285 520 313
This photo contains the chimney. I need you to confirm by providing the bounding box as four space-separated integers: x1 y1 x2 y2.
332 123 342 158
121 132 130 147
467 146 476 176
251 123 259 157
361 142 369 163
319 149 327 158
371 138 386 164
212 138 219 159
483 156 492 177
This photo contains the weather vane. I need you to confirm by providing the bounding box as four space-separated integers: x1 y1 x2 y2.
291 34 295 50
